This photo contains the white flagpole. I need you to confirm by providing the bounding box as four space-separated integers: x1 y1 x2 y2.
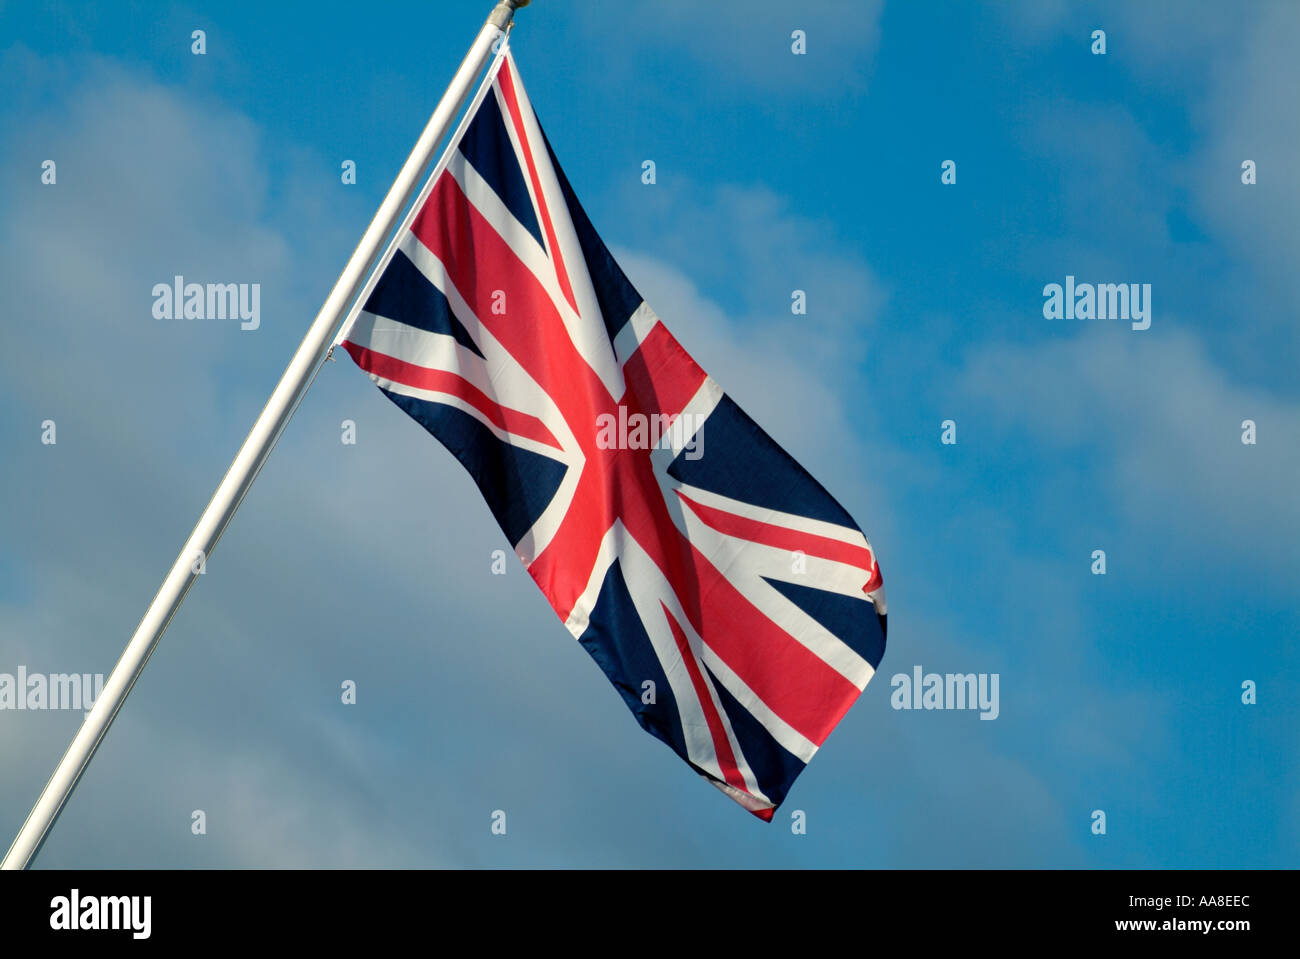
2 0 529 871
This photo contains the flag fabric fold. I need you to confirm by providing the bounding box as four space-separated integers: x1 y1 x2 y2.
338 46 887 819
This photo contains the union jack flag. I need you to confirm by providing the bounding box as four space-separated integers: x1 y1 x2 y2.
337 48 887 820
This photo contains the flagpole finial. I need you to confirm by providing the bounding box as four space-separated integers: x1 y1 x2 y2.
488 0 529 30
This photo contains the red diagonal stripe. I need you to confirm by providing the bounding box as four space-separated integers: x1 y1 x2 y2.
496 61 579 316
411 174 605 434
343 340 563 451
683 537 863 746
661 602 749 795
676 490 879 589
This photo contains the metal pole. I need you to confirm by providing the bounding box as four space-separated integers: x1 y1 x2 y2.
2 0 529 871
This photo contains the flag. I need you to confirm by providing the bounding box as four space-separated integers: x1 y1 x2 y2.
337 48 887 820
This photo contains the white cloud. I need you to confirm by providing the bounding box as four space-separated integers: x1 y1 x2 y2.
960 324 1300 589
1192 2 1300 320
576 0 884 94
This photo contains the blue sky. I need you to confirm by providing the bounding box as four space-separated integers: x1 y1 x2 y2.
0 0 1296 867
